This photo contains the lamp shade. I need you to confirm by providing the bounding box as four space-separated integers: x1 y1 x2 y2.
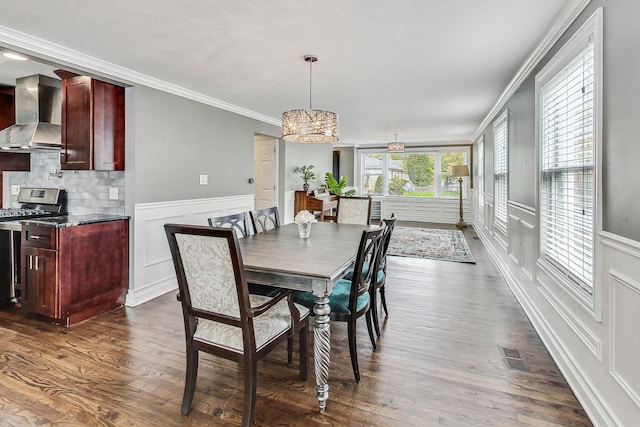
451 165 470 177
282 109 339 143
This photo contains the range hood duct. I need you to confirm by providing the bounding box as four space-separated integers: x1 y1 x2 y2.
0 74 61 151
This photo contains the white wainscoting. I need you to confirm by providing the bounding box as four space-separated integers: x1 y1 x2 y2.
381 197 470 224
283 190 295 224
476 202 640 426
126 194 254 307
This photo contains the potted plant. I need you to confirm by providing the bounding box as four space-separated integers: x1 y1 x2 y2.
324 172 356 196
295 165 315 192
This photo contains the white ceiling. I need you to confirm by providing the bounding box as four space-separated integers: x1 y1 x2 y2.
0 0 571 147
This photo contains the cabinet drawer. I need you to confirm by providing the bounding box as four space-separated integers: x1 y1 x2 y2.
22 226 57 249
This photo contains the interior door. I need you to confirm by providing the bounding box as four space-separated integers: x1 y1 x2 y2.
253 135 277 210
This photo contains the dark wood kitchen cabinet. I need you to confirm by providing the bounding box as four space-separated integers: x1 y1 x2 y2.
21 220 129 326
59 75 125 171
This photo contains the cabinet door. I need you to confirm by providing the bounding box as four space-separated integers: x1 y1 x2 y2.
93 80 125 171
60 76 93 170
21 246 59 318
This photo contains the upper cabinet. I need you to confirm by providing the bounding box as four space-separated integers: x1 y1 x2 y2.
57 72 125 170
0 85 15 130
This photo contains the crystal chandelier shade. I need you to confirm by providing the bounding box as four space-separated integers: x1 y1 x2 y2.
282 109 339 143
282 55 339 143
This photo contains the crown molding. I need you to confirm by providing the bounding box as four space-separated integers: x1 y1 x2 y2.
471 0 592 142
0 25 281 127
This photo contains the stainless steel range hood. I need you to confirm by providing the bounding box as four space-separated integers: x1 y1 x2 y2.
0 74 61 151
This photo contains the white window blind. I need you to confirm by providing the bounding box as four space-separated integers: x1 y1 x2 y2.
539 39 594 292
477 135 485 215
493 113 508 234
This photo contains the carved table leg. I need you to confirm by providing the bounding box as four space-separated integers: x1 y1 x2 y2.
313 293 331 412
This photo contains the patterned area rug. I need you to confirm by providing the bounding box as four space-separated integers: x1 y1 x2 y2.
387 227 475 264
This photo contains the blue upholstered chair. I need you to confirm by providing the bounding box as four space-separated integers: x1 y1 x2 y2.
293 226 385 382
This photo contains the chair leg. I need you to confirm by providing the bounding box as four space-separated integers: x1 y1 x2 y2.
347 321 361 382
287 335 293 366
380 283 389 316
242 357 258 427
299 318 309 381
370 287 381 337
181 344 199 415
365 309 377 350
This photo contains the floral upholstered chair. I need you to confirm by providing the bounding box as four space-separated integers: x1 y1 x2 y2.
336 196 372 225
164 224 309 427
208 212 279 297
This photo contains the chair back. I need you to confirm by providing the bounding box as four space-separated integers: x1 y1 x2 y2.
349 227 385 315
208 212 252 238
164 224 255 351
250 206 280 233
376 213 398 276
336 196 372 225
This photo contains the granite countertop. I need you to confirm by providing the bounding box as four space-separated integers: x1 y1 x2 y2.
21 214 130 228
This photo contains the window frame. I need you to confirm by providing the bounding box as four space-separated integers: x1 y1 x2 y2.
534 7 602 314
477 135 485 220
493 110 509 236
358 146 471 198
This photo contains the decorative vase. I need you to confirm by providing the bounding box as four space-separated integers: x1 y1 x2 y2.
303 183 309 192
298 222 312 238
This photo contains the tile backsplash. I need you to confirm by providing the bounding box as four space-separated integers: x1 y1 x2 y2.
5 152 125 215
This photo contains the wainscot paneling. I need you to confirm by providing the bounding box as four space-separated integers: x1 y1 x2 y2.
477 211 640 426
283 190 295 224
127 194 254 307
381 197 469 224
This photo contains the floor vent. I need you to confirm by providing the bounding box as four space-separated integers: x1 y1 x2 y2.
497 345 530 372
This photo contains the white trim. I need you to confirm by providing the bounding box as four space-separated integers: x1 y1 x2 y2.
128 194 255 307
600 231 640 259
472 0 592 141
0 25 280 126
536 278 601 360
534 7 603 316
507 200 536 215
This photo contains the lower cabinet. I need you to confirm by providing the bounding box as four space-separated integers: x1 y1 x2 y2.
21 220 129 326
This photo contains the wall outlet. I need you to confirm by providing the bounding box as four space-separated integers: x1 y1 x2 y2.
11 185 20 195
109 187 119 200
199 174 208 185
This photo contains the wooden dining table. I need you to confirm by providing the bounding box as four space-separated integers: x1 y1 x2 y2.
238 221 372 412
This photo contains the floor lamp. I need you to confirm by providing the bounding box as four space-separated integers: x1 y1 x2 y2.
451 165 470 228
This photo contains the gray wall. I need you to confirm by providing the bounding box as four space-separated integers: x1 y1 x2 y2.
480 0 640 241
337 146 355 186
283 140 333 191
129 85 283 204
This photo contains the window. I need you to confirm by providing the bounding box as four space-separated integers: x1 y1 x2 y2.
359 149 468 198
477 135 485 217
493 111 508 234
536 9 600 294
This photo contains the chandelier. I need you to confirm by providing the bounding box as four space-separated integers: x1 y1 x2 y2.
282 55 339 143
387 134 405 152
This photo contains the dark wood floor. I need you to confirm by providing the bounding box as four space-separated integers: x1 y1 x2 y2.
0 223 593 426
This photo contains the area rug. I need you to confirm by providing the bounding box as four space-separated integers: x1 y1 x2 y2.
387 227 475 264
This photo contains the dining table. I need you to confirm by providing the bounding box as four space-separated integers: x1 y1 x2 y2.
238 221 373 412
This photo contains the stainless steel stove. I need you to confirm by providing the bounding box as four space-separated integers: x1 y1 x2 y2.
0 188 67 308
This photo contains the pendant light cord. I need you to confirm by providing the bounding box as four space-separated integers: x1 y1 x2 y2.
309 58 313 110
